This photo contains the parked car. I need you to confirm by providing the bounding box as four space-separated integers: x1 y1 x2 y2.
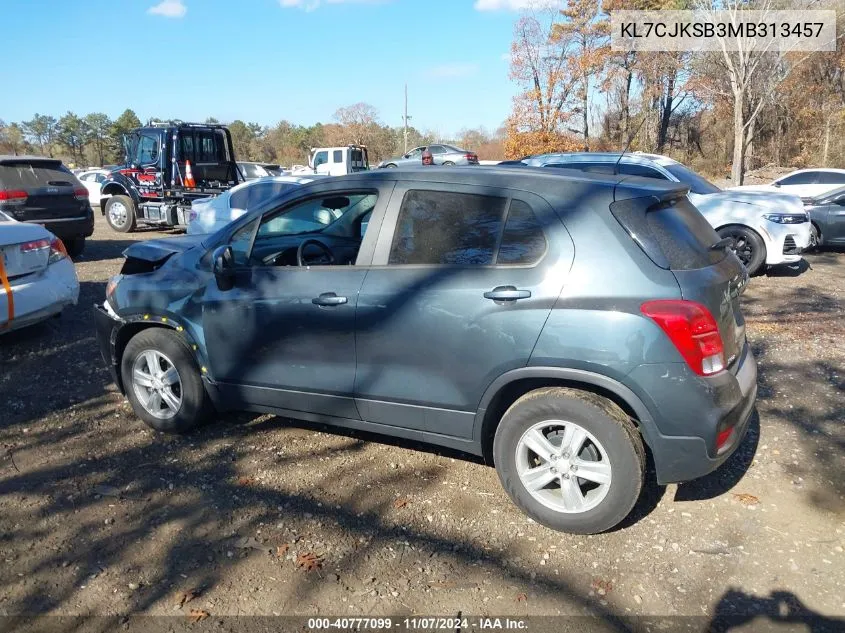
237 162 285 180
77 169 109 206
802 185 845 248
377 144 479 168
0 211 79 333
730 168 845 199
186 175 326 235
95 166 756 534
0 156 95 257
523 152 811 275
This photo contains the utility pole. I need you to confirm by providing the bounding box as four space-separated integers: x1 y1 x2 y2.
402 83 412 153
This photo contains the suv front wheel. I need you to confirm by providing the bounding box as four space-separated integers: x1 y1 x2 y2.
493 387 645 534
121 328 213 432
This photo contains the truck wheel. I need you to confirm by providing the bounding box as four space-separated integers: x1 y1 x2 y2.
121 327 213 433
105 195 137 233
493 387 645 534
64 237 85 258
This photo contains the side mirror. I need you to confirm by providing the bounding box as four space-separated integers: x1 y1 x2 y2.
773 182 781 188
212 245 235 291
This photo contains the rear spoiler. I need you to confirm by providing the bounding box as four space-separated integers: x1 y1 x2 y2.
614 176 689 203
0 157 63 168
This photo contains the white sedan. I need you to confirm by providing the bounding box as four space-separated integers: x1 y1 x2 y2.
186 175 326 235
731 168 845 199
77 169 110 206
0 211 79 333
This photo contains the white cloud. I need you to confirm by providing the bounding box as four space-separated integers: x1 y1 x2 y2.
148 0 186 18
474 0 558 11
280 0 385 10
424 63 479 79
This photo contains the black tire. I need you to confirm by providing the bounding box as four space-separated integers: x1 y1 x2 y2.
64 237 85 259
717 225 766 275
442 161 456 166
384 163 398 169
105 195 137 233
121 328 213 433
493 387 645 534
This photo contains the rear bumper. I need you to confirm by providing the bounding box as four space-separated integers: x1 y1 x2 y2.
626 343 758 484
31 210 95 240
0 259 79 334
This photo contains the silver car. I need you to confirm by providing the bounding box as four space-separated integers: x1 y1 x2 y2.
378 144 478 168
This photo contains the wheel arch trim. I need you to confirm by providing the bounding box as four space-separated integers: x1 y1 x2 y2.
472 366 659 456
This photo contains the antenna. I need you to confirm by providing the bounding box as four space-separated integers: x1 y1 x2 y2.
402 84 412 154
614 115 649 175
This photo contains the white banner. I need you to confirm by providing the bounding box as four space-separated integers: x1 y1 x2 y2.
611 10 837 52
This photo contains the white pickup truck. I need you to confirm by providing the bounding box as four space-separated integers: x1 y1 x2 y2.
290 145 370 176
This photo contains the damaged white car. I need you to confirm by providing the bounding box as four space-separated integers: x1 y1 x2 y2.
0 211 79 333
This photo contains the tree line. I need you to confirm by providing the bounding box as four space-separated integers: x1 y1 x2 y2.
505 0 845 184
0 104 505 169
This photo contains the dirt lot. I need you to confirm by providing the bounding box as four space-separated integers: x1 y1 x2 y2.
1 214 843 629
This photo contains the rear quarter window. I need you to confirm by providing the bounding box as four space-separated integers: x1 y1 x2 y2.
611 196 724 270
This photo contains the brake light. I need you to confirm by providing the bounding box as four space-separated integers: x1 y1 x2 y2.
716 427 734 451
74 187 89 201
641 299 725 376
48 238 68 264
0 189 27 204
20 238 51 253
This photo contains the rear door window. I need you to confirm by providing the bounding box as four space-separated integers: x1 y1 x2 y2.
815 171 845 185
611 196 724 270
0 161 74 189
388 190 507 265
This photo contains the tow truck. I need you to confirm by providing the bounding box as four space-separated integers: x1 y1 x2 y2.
99 121 241 232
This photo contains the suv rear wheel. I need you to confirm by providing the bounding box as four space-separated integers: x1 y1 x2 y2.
121 328 212 432
105 195 137 233
493 387 645 534
64 237 85 258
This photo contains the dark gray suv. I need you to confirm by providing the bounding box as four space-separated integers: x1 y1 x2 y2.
94 166 757 534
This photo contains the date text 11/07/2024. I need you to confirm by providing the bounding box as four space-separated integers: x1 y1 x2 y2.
306 617 529 630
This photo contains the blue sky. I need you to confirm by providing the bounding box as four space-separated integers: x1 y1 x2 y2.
2 0 537 135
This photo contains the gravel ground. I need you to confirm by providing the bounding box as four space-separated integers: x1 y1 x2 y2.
0 215 843 629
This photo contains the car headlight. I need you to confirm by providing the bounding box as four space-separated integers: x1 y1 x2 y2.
763 213 808 224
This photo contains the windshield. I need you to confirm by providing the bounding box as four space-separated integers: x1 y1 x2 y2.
663 163 721 195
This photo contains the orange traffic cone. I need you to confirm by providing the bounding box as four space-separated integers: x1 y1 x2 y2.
184 160 196 188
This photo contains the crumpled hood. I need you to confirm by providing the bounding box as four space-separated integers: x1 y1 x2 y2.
123 234 205 264
691 190 805 215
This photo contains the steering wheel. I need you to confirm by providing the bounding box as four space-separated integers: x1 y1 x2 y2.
297 238 335 267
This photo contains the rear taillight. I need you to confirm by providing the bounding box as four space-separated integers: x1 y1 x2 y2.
0 189 27 205
716 427 734 451
465 153 477 161
48 238 68 264
74 187 89 201
20 238 51 253
641 299 725 376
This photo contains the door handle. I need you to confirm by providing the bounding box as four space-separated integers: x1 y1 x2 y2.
312 292 348 307
483 286 531 301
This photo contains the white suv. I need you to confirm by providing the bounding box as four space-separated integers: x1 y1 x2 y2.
522 152 811 275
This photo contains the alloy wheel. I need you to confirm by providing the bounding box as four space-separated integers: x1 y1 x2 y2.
108 201 128 226
515 420 612 514
131 350 183 420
